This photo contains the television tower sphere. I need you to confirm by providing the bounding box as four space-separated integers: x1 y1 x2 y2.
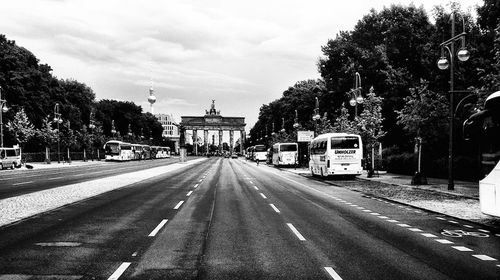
148 87 156 104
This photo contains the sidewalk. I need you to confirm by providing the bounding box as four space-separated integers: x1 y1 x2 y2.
281 166 499 229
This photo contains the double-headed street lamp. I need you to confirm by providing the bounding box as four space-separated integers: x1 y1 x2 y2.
0 86 9 148
280 117 285 133
437 12 470 191
53 103 63 163
347 72 364 116
293 110 300 129
111 119 116 138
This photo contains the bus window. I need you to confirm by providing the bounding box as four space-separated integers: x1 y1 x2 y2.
331 136 360 149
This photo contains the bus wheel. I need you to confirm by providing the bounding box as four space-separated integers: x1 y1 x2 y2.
310 167 315 177
320 168 324 178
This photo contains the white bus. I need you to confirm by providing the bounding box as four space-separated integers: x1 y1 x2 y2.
104 140 133 161
252 144 267 162
272 142 298 167
463 91 500 217
309 133 363 177
0 146 22 169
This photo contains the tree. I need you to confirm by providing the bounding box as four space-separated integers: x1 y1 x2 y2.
316 112 335 135
333 104 358 134
357 87 385 149
34 117 57 162
6 108 36 150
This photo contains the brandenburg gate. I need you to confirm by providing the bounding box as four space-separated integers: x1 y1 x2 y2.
180 100 246 155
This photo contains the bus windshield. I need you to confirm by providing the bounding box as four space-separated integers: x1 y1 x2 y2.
105 143 120 155
331 136 360 149
280 144 297 152
254 145 266 152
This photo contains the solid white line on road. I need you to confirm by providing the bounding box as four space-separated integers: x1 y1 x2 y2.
421 233 438 238
408 228 423 232
148 219 168 237
253 186 259 190
174 201 184 209
48 177 64 180
452 246 473 252
186 191 193 197
324 267 343 280
435 239 454 244
12 181 34 186
473 255 497 261
193 184 199 188
260 193 267 199
270 204 280 213
107 262 131 280
287 223 306 241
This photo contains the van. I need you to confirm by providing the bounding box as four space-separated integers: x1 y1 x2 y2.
0 147 22 169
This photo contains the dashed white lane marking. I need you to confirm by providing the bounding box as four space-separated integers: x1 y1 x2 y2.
193 184 199 188
378 216 389 219
478 229 490 233
435 239 454 244
387 220 399 223
437 217 446 220
107 262 131 280
452 246 473 252
173 201 184 209
12 181 34 186
198 179 203 182
464 225 474 229
270 204 280 213
356 207 364 209
186 191 193 197
496 234 500 237
370 213 381 216
249 181 254 184
397 224 411 228
253 186 259 190
448 220 459 224
421 233 438 238
260 193 267 199
148 219 168 237
362 210 372 212
131 252 138 257
287 223 306 241
324 267 343 280
408 228 423 232
473 255 497 261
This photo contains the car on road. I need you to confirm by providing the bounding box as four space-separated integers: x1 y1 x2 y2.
231 153 238 159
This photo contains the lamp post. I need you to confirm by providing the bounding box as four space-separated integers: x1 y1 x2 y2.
271 122 276 137
53 103 62 163
88 111 96 161
347 72 364 116
437 11 470 191
111 119 116 138
0 86 9 148
312 97 321 136
280 117 285 133
293 110 300 129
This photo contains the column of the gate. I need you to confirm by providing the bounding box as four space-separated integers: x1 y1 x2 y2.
230 130 234 154
240 130 245 154
193 129 198 156
204 130 208 155
218 130 223 153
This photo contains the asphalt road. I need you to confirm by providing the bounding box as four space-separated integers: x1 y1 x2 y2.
0 157 498 279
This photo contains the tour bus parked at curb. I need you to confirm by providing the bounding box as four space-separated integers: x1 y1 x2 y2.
309 133 363 178
272 142 298 167
463 90 500 217
104 140 133 161
252 144 267 162
0 146 22 169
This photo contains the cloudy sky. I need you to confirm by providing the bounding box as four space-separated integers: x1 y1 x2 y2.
1 0 482 135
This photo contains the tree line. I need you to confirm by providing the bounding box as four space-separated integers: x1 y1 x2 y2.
0 34 167 157
249 1 500 179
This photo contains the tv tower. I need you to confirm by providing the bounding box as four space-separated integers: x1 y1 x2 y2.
147 78 156 114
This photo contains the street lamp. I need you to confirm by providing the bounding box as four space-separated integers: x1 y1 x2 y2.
111 119 116 137
88 110 96 161
271 122 276 136
438 11 470 191
347 72 363 116
53 103 63 163
0 86 9 148
312 97 321 121
127 123 132 138
280 117 285 133
293 110 300 129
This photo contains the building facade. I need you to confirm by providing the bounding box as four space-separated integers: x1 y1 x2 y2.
155 113 180 153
